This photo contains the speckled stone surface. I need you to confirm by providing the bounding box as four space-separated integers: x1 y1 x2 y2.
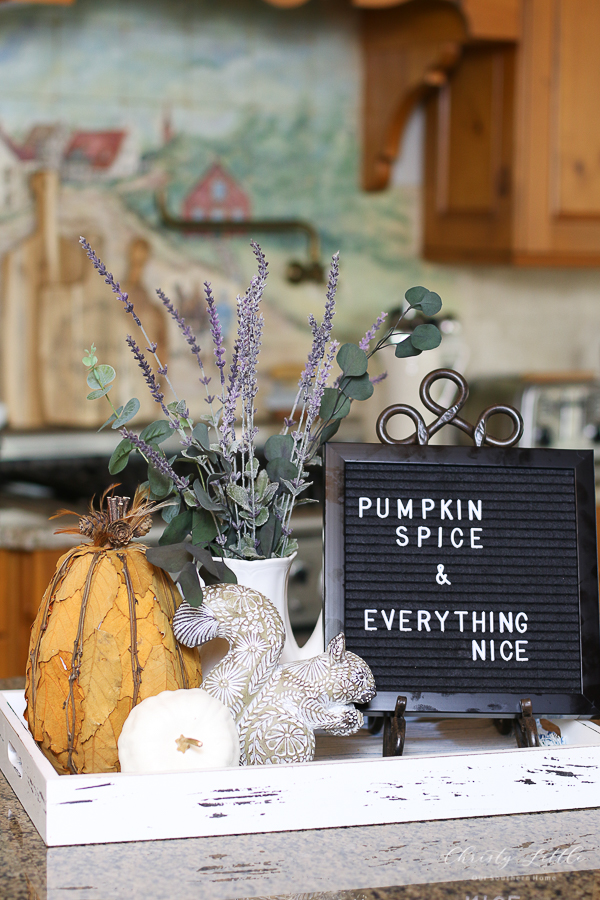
2 678 600 900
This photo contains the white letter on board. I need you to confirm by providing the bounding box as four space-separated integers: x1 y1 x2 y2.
396 525 409 547
399 610 412 631
451 527 464 549
364 610 378 631
418 526 431 547
515 640 529 661
397 499 413 519
377 498 389 518
454 610 468 632
472 640 486 661
468 500 483 521
422 499 435 519
440 499 454 520
470 528 483 548
515 612 528 634
417 610 431 632
381 609 395 630
435 610 450 631
359 497 372 518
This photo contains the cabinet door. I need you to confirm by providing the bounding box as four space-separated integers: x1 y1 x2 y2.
514 0 600 263
0 547 67 679
424 43 515 263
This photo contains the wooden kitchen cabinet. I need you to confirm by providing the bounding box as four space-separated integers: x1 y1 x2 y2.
0 548 67 679
363 0 600 265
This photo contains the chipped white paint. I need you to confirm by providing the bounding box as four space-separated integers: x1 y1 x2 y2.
1 690 600 847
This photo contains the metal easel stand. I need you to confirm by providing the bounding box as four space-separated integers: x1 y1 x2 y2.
374 368 527 756
495 698 541 748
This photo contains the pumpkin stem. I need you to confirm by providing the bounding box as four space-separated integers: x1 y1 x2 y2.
175 734 203 754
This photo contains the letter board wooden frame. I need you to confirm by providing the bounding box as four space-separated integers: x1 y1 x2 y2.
324 442 600 718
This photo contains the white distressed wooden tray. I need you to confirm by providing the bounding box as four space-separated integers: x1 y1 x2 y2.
1 689 600 847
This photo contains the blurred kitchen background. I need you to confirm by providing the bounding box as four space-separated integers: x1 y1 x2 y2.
1 0 600 676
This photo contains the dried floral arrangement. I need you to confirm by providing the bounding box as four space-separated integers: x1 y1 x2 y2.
79 238 442 604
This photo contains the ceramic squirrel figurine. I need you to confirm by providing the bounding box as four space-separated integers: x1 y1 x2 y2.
173 585 376 765
173 584 285 720
237 632 376 765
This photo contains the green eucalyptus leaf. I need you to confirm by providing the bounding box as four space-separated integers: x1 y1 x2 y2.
148 463 173 499
86 364 116 390
140 420 172 444
266 457 298 485
98 407 122 432
395 337 422 358
158 509 193 545
257 514 282 558
162 496 181 523
87 386 112 401
419 292 442 316
411 323 442 351
405 286 429 306
319 388 351 422
192 422 211 451
318 418 341 446
193 479 224 512
108 438 133 474
215 561 237 584
192 508 218 544
264 434 294 461
111 397 140 429
186 544 220 575
336 343 368 377
339 372 374 401
177 562 204 608
146 542 192 572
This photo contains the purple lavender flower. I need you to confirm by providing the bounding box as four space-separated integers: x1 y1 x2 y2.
121 429 189 494
205 282 226 389
156 287 203 365
298 253 339 396
305 339 339 431
371 372 388 385
79 237 141 326
125 335 171 419
359 312 387 351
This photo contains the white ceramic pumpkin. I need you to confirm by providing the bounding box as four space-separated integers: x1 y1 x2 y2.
117 688 240 773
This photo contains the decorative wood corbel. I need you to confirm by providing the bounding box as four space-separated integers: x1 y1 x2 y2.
361 0 468 190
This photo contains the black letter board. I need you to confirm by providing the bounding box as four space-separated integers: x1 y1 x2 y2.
324 443 600 717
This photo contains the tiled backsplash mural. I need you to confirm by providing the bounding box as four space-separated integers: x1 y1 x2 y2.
1 0 599 432
0 0 427 429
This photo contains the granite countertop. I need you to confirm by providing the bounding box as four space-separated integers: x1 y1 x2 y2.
2 680 600 900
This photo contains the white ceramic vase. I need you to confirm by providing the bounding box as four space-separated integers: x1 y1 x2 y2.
225 553 324 665
199 553 324 674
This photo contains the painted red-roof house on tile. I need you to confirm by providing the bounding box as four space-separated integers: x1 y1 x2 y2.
62 130 139 181
183 163 251 222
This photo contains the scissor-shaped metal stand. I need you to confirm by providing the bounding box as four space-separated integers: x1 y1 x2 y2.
375 368 524 448
370 369 539 753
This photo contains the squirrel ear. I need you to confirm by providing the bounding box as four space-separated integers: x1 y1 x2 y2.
327 632 346 663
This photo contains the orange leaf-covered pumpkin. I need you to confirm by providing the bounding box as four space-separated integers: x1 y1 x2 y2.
25 490 202 775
